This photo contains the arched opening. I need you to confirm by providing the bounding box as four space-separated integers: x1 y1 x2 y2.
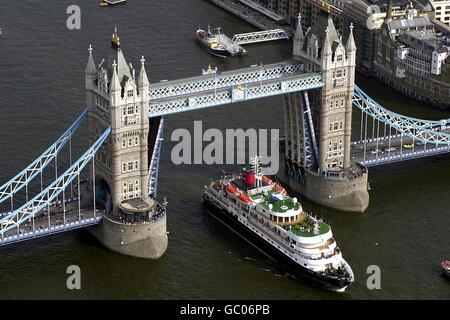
96 178 112 214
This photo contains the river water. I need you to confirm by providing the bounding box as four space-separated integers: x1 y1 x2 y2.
0 0 449 299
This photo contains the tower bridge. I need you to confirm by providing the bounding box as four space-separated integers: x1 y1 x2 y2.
1 14 450 256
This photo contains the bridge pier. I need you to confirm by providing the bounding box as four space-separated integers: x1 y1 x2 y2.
88 214 167 259
278 155 369 213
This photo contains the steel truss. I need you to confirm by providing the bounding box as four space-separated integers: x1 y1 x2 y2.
148 62 304 100
0 126 111 237
353 86 450 145
148 118 164 198
232 29 290 45
149 73 323 117
0 109 88 206
301 91 318 170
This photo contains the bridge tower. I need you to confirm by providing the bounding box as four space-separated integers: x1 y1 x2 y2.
85 28 168 259
281 11 369 213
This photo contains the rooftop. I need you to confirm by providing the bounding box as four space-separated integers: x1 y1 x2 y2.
364 0 411 10
119 197 156 214
401 29 447 49
388 14 432 30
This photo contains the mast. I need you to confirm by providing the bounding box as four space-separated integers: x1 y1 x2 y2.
251 156 263 188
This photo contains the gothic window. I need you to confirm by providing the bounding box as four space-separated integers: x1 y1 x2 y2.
122 160 140 173
122 139 126 148
127 90 134 98
134 136 139 146
336 54 343 62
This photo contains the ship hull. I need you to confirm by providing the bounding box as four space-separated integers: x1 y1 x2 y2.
196 31 232 58
202 194 352 291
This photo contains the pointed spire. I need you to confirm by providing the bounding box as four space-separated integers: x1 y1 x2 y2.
321 27 332 57
112 26 120 48
294 13 304 41
346 23 356 52
85 44 96 75
138 55 149 88
110 60 121 93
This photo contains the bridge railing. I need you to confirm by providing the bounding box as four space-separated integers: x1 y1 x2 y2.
148 62 304 100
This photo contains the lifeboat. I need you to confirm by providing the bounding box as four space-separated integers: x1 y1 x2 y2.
262 176 274 186
225 184 240 196
274 183 287 195
239 192 252 204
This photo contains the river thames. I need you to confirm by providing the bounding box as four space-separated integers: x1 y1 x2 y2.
0 0 449 299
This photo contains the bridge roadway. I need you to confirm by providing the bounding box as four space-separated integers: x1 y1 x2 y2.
351 133 450 166
0 199 102 246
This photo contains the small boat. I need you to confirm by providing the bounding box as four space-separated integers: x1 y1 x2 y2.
442 260 450 278
100 0 127 7
196 26 247 58
196 27 231 58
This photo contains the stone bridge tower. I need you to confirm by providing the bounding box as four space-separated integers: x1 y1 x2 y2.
84 28 167 258
281 11 369 213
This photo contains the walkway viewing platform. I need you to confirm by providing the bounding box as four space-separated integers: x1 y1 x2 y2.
208 0 293 34
148 62 323 117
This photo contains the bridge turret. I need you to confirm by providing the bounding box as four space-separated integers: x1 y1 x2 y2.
86 27 168 259
110 60 122 105
321 28 333 71
85 45 97 90
138 56 150 95
345 23 357 65
293 14 304 58
282 10 369 212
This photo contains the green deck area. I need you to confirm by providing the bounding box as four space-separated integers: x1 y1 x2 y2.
252 191 300 213
282 218 331 237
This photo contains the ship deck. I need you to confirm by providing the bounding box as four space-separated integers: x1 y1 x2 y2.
282 220 331 238
251 191 299 213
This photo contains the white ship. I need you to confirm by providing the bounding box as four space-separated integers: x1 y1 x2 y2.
196 26 247 58
202 157 354 291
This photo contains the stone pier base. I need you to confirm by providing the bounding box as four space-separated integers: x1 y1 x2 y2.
278 156 369 213
88 215 168 259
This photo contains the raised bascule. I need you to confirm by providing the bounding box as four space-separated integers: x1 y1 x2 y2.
2 14 450 258
281 13 368 213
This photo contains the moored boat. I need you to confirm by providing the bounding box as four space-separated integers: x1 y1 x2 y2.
196 26 247 58
442 260 450 278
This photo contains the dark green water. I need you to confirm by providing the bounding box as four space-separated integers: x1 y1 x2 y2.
0 0 449 299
